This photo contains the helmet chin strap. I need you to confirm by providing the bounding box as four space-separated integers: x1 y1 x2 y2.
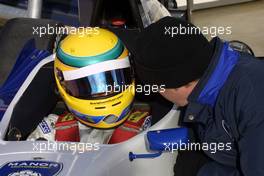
62 56 130 81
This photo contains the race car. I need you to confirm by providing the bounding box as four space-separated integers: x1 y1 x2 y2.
0 1 190 175
0 26 185 176
0 0 260 175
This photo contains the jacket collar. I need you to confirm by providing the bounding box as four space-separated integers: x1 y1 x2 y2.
184 37 240 123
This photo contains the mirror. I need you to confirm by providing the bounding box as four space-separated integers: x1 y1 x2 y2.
129 127 189 161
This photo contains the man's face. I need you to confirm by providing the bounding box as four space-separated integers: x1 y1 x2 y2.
159 81 198 107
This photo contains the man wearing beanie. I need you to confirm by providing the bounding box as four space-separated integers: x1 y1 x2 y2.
123 17 264 176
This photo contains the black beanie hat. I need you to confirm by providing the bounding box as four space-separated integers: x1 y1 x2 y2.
133 16 214 88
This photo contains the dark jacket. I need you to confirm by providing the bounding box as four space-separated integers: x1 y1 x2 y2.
184 37 264 176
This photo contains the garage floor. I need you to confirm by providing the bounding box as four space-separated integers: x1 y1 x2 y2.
193 0 264 56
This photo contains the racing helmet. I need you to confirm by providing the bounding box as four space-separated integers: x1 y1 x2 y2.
54 28 135 129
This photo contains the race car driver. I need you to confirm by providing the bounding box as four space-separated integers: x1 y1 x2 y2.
118 16 264 176
28 28 137 143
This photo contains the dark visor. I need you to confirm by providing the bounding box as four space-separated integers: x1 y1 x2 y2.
60 68 132 99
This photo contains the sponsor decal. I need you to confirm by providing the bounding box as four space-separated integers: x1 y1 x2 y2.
39 120 51 134
0 99 8 111
0 161 63 176
128 111 149 123
142 116 152 131
90 95 123 105
8 170 41 176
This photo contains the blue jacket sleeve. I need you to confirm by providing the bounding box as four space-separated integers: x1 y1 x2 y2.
197 120 264 176
199 72 264 176
197 162 241 176
235 72 264 175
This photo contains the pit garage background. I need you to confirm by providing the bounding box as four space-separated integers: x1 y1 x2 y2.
0 0 263 55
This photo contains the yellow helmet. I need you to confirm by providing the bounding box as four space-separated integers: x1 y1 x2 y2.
54 28 135 129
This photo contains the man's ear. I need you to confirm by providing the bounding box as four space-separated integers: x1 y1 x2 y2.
184 80 199 88
184 82 193 88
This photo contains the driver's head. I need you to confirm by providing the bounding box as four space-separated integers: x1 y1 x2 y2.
54 28 135 128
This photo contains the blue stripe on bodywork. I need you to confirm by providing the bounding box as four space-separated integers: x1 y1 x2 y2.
198 42 239 106
0 39 50 121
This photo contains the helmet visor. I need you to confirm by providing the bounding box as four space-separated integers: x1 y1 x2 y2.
59 68 132 99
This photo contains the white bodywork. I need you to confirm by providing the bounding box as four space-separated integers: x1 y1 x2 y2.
0 55 181 176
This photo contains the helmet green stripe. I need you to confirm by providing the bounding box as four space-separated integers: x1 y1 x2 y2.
57 40 123 67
